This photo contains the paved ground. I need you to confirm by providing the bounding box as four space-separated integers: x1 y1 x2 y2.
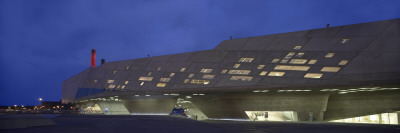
1 114 400 133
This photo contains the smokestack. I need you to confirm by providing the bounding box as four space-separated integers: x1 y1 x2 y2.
101 59 105 65
91 49 96 68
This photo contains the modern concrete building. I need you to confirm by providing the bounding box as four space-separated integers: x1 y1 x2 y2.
62 19 400 124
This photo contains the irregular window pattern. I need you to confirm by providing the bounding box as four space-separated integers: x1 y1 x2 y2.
308 59 317 64
170 73 175 77
190 79 210 85
200 69 213 73
294 45 302 50
156 83 166 87
338 60 349 65
257 65 265 69
268 71 285 76
340 38 350 43
325 53 335 58
321 67 341 72
228 70 251 75
160 78 171 82
271 59 280 63
188 74 195 78
259 71 268 76
233 64 241 68
274 65 310 71
221 69 228 74
139 77 153 81
202 74 215 79
180 68 186 72
230 76 253 81
304 73 323 78
238 58 254 63
107 80 114 84
289 59 307 64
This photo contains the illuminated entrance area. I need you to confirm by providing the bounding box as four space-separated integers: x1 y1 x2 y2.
245 111 298 121
330 112 399 125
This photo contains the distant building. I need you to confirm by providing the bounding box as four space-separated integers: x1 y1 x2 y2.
63 19 400 124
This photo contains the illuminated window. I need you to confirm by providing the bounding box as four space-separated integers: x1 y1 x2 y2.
289 59 307 64
180 67 186 72
157 67 161 71
200 69 213 73
124 81 129 84
202 74 215 79
113 70 117 74
294 45 302 50
340 38 350 43
117 85 120 89
108 84 115 89
160 78 171 82
138 77 153 81
221 69 228 74
304 73 323 78
156 83 166 87
325 53 335 58
259 71 268 76
184 79 190 83
271 59 280 63
257 65 265 69
147 72 152 76
190 79 210 85
94 80 97 84
188 73 195 78
338 60 349 65
296 52 304 57
228 70 251 75
280 59 288 63
170 73 175 77
284 52 296 59
121 85 125 89
238 58 254 62
125 66 130 70
268 71 285 76
140 82 145 86
321 67 341 72
308 59 317 64
107 80 114 84
230 76 253 81
274 65 310 71
233 64 241 68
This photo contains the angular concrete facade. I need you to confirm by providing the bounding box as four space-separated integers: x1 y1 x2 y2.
63 19 400 123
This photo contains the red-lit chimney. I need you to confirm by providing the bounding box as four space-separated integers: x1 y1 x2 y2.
91 49 96 68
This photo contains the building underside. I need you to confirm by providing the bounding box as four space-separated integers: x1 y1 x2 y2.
63 19 400 124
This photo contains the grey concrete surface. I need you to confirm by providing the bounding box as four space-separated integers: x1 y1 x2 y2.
1 115 399 133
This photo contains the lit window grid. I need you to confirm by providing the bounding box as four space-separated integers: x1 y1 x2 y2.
321 67 341 72
202 74 215 79
233 64 241 68
190 79 210 85
268 71 285 76
230 76 253 81
200 69 213 73
304 73 323 78
138 77 153 81
238 58 254 63
325 53 335 58
228 70 251 75
160 78 171 82
257 65 265 69
156 83 166 87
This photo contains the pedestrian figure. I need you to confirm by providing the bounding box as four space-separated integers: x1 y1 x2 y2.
309 112 313 122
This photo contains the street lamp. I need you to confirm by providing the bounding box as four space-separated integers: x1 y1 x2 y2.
38 98 43 101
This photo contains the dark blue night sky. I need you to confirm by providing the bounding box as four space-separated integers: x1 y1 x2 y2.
1 0 399 106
